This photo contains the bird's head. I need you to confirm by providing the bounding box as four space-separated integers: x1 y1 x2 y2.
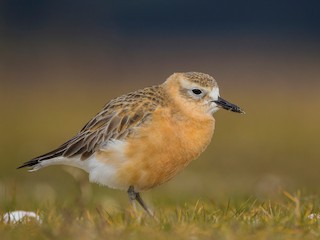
163 72 245 118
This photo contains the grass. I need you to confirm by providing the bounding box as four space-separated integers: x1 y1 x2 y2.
1 191 320 240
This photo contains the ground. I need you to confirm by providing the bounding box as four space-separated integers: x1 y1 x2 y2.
1 189 320 240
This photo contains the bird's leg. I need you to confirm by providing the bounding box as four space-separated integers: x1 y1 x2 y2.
127 186 137 213
127 186 153 217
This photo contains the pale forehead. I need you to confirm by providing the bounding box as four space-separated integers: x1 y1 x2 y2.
182 72 218 88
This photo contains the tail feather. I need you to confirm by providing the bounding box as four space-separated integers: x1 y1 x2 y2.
17 141 70 171
17 159 42 171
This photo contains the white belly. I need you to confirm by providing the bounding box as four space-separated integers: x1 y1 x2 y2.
35 140 129 190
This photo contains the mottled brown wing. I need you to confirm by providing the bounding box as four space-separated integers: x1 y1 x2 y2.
63 101 154 160
18 85 165 169
63 85 166 160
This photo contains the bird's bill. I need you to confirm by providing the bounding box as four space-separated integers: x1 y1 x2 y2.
214 96 245 114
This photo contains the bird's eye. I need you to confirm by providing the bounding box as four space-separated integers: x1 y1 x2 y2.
192 89 202 95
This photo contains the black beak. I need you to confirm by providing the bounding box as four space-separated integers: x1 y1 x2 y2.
214 96 245 114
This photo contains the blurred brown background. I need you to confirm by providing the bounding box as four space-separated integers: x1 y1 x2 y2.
0 1 320 208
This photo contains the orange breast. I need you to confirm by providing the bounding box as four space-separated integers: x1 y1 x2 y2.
116 107 215 191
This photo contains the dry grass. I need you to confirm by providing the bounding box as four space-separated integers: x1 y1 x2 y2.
2 191 320 240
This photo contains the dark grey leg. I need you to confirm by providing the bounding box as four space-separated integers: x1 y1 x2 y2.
127 186 153 216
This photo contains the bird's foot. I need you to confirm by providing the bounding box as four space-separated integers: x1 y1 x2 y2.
127 186 154 217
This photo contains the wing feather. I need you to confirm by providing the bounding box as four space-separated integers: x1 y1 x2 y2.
18 85 166 168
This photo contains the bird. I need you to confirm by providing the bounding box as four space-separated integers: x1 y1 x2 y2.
18 72 244 216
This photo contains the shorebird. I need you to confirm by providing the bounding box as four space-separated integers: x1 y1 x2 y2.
18 72 244 216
